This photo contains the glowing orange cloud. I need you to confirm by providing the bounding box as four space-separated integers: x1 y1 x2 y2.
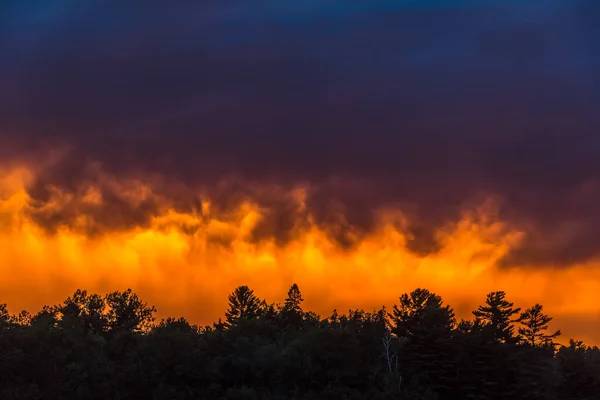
1 165 600 345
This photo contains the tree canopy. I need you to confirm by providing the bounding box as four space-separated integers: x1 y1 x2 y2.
0 285 597 400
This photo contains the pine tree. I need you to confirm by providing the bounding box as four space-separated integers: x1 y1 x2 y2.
391 289 456 399
513 304 561 400
464 292 523 400
280 283 304 328
282 283 303 313
472 291 521 344
225 285 262 325
517 304 560 348
391 288 455 338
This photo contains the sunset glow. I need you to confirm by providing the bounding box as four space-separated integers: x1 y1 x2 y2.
3 2 600 397
2 165 599 344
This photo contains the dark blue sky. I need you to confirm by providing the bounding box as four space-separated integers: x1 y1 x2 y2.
1 0 599 265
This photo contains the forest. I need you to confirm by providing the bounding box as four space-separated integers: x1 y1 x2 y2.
1 284 599 400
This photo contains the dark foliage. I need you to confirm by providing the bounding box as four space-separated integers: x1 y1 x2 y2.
0 284 597 399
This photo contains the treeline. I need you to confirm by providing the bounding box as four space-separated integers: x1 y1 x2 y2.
1 285 599 400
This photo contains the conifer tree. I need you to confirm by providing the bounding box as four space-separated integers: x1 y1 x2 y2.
391 289 456 398
280 283 304 327
225 285 262 324
472 291 521 343
282 283 303 313
518 304 561 348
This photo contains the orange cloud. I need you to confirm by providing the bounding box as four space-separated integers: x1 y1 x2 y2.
1 165 600 345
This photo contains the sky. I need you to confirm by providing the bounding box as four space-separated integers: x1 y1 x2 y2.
1 1 600 342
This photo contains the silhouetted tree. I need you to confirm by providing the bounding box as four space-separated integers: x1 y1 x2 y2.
283 283 303 313
225 285 262 325
0 303 11 327
0 286 597 399
458 292 526 400
280 283 304 328
60 289 108 335
473 291 521 343
556 340 600 399
391 289 456 398
105 288 156 334
11 310 31 327
518 304 561 348
391 288 455 338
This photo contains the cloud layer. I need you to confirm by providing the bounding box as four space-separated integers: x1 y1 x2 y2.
1 0 600 266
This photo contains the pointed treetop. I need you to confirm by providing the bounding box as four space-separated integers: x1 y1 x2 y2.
283 283 304 313
225 285 262 324
518 303 561 348
473 291 521 343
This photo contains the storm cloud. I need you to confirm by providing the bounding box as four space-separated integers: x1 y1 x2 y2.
1 0 600 266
